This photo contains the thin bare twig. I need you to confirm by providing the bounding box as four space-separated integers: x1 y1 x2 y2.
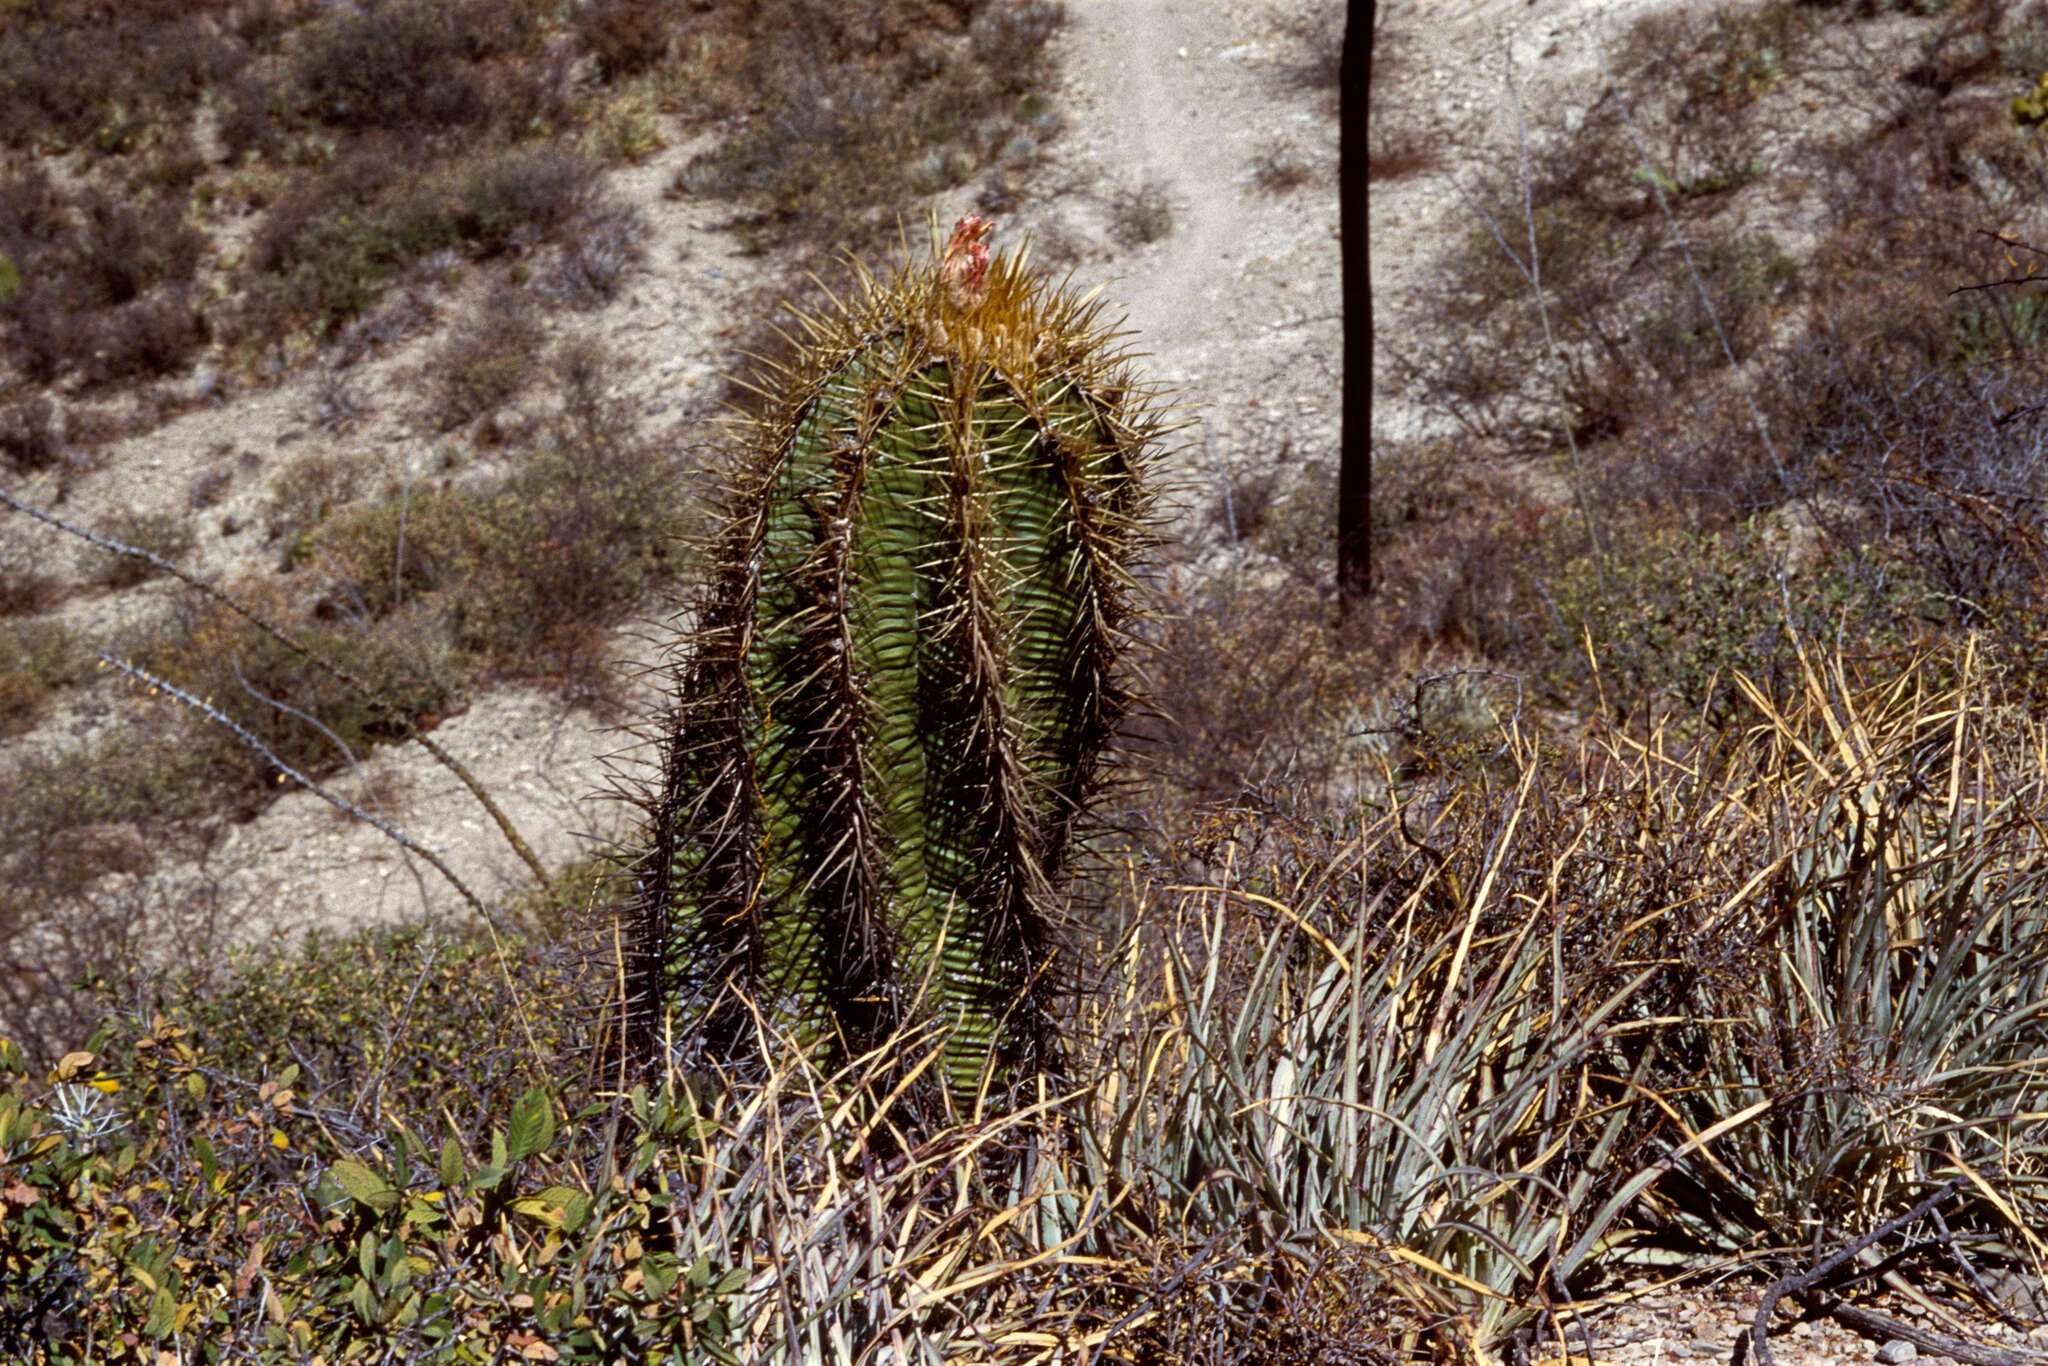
1737 1182 2048 1366
1595 38 1792 497
100 651 553 1069
1503 45 1605 570
100 652 491 920
0 483 552 892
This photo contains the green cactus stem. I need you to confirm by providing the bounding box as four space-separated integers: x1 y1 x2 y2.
631 218 1166 1104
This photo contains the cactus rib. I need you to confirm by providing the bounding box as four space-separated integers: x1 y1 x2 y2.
632 221 1166 1104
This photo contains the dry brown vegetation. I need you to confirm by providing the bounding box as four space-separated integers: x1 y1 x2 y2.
0 0 1069 992
1365 0 2048 738
5 0 2048 1361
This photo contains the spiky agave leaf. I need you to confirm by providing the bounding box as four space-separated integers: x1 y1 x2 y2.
632 221 1168 1102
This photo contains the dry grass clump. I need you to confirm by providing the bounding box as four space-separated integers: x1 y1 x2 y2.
1276 0 1344 101
668 0 1068 259
1251 137 1319 193
1107 177 1176 246
8 645 2048 1362
0 619 82 737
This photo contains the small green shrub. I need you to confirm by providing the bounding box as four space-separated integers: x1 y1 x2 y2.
1525 516 1922 724
1634 231 1800 382
1951 287 2048 362
150 922 574 1129
1693 4 1811 104
261 451 365 566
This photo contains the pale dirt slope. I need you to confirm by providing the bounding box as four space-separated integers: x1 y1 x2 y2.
3 4 1341 939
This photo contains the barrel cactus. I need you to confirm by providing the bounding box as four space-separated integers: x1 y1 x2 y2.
630 217 1166 1104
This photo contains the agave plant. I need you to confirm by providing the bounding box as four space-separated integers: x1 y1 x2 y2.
630 217 1167 1103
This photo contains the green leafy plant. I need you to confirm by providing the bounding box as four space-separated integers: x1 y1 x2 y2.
2013 71 2048 124
633 218 1167 1104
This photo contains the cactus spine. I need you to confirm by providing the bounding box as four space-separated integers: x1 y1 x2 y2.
633 218 1164 1101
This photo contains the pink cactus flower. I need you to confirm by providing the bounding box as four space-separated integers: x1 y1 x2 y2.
942 214 993 310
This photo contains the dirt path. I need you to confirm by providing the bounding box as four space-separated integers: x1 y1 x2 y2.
1058 0 1267 352
1016 0 1342 560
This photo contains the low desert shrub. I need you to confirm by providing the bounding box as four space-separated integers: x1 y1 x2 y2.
77 510 196 590
0 567 64 619
0 718 227 875
424 287 543 430
0 398 61 471
540 202 646 307
0 174 208 384
671 0 1066 260
316 378 689 687
0 620 83 737
1107 177 1175 246
244 143 604 342
1141 572 1379 814
577 0 679 82
286 0 536 136
1522 516 1921 725
261 451 366 567
0 3 246 155
134 576 460 798
149 921 578 1130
